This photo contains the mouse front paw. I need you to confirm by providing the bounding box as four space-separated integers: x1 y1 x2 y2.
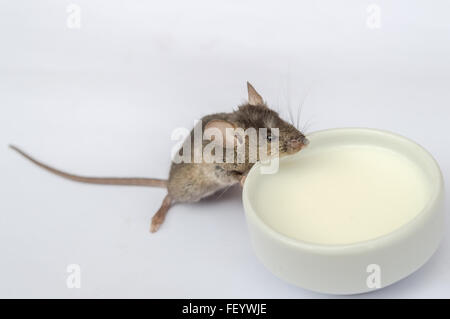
240 175 247 188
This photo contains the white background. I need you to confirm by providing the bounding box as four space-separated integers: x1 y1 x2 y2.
0 0 449 298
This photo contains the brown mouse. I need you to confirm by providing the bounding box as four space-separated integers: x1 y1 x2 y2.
10 82 309 232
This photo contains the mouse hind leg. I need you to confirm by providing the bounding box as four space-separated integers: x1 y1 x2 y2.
150 194 172 233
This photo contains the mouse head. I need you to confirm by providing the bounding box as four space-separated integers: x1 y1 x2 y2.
204 82 308 161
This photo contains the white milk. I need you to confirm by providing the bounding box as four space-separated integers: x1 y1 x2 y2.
253 145 431 245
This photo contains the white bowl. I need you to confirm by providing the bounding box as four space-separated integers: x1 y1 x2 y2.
243 128 444 294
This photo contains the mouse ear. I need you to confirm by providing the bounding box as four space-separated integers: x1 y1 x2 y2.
204 120 241 149
247 82 264 106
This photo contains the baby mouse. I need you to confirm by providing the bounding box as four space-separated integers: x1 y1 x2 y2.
10 82 309 232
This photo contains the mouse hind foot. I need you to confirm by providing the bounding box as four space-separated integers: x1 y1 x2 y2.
150 194 172 233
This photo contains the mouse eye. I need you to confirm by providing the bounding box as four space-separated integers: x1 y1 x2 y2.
266 129 278 142
267 133 278 142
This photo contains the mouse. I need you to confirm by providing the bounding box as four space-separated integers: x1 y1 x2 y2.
10 82 309 233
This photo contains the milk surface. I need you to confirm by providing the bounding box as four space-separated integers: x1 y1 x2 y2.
253 145 431 245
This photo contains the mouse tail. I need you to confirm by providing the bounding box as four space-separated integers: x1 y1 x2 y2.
9 145 167 188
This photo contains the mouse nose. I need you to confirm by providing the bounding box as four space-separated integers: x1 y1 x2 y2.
302 136 310 146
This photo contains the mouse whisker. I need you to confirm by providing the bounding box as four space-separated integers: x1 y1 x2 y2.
296 103 303 129
286 103 295 127
282 80 295 127
301 118 314 133
296 90 311 130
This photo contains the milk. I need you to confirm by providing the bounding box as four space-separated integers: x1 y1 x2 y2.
253 145 431 245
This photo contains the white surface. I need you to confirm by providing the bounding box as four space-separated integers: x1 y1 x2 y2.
0 0 449 298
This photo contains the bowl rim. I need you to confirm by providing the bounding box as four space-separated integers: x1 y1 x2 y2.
242 127 444 254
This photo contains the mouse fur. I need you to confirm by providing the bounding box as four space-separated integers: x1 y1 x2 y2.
10 82 308 233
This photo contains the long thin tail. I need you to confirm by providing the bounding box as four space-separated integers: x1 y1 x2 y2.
9 145 167 188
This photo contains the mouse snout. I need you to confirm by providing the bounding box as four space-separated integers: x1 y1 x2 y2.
287 136 309 154
289 139 302 149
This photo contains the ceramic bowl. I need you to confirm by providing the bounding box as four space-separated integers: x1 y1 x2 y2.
243 128 444 294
